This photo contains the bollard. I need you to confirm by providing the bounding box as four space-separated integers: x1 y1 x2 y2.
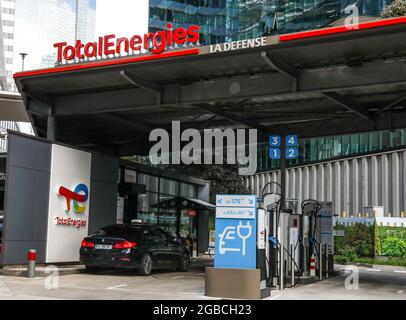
27 249 37 278
310 254 316 277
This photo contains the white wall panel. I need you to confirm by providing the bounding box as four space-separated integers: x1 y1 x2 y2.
247 149 406 217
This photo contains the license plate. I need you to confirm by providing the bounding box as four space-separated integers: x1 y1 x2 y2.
95 244 113 250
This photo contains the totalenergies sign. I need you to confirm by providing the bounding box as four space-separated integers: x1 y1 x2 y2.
53 24 201 64
56 184 89 228
58 184 89 213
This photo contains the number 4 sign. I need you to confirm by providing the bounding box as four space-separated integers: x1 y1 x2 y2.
269 134 299 160
286 135 298 147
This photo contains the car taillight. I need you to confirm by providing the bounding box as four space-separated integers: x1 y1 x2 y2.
113 241 137 249
81 240 95 248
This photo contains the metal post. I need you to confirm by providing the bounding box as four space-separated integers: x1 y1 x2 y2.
325 243 329 279
27 249 36 278
280 137 286 210
279 245 284 290
19 52 28 71
290 244 295 287
319 243 323 280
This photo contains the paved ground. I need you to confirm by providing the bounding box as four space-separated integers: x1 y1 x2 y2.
266 264 406 300
0 263 405 300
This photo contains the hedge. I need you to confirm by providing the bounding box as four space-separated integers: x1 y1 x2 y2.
334 221 406 259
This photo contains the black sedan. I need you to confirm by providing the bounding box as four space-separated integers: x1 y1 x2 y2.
80 224 190 275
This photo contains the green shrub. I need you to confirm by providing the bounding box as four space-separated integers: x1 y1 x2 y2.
334 223 374 258
381 237 406 257
341 246 358 262
374 219 382 256
354 240 373 257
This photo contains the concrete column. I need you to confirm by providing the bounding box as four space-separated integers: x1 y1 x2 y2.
255 174 260 195
272 172 278 193
290 169 296 201
371 156 379 206
381 154 390 215
326 163 333 202
334 162 341 216
303 167 310 200
297 167 303 207
352 159 360 215
361 158 369 213
318 164 325 201
392 153 400 217
343 160 350 215
310 166 317 199
285 170 290 200
260 173 266 196
47 115 57 141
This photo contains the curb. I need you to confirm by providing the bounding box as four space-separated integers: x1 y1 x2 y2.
1 266 85 278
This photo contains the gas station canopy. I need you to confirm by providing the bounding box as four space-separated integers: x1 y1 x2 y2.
13 17 406 156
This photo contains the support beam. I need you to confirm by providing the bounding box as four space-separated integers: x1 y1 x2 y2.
47 114 57 141
97 113 154 133
120 70 162 104
22 86 53 105
378 94 406 113
195 104 269 133
323 92 373 121
261 51 298 91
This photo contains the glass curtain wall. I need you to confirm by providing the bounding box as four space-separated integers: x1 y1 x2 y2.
149 1 393 46
256 128 406 172
135 172 198 235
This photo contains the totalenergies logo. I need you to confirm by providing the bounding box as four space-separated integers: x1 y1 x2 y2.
58 184 89 213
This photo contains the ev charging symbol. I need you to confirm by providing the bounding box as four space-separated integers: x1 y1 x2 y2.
218 221 252 256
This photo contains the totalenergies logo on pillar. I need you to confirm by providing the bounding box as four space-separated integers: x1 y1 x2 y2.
58 184 89 213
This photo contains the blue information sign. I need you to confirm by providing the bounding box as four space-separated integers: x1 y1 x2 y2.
269 135 281 147
214 195 257 270
269 148 281 160
286 134 298 147
286 147 299 159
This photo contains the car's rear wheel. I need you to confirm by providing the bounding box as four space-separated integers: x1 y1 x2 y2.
138 253 153 276
177 252 190 272
85 265 100 273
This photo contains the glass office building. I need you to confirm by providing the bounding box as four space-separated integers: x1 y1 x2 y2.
149 0 393 45
0 5 7 90
0 0 15 91
13 0 96 72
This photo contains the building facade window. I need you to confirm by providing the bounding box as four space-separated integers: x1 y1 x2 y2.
130 170 199 235
149 0 393 46
256 128 406 173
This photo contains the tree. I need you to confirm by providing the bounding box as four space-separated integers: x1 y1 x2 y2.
381 0 406 18
171 164 252 201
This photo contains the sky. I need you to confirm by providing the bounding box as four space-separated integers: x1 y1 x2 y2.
95 0 149 37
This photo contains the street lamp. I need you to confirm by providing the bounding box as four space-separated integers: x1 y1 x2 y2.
19 53 28 71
